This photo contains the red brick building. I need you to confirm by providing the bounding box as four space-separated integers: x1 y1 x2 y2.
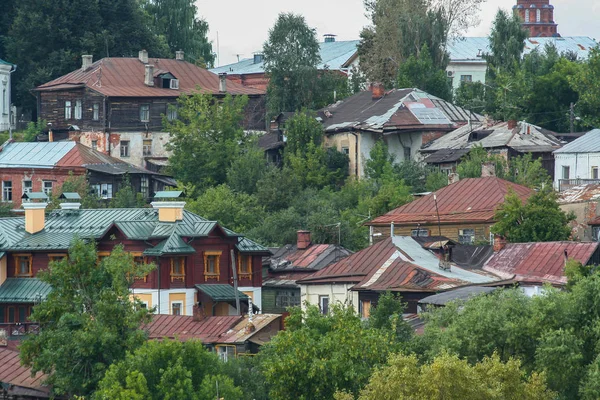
513 0 559 37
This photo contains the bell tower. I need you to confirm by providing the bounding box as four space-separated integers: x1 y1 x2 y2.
513 0 559 37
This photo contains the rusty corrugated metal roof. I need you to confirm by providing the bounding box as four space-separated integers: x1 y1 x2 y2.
368 177 532 226
268 243 352 271
36 57 264 97
558 184 600 204
0 347 49 396
483 241 600 285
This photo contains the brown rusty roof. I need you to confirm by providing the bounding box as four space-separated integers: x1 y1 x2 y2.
368 177 532 226
483 241 600 285
36 57 264 97
558 184 600 204
268 243 352 272
0 347 49 396
57 143 155 175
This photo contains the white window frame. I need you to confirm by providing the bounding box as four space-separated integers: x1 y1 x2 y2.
536 8 541 22
525 9 530 22
120 141 130 158
91 140 98 151
42 181 53 196
562 166 570 180
22 180 32 195
460 75 473 83
171 301 183 316
319 295 330 315
74 100 82 120
593 226 600 242
143 140 152 156
64 101 72 120
166 106 178 121
2 181 11 202
170 79 179 89
458 229 476 244
411 229 429 237
140 176 149 197
92 103 100 121
592 167 599 180
140 104 150 122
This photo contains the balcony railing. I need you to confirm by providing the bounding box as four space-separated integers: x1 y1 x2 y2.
0 323 40 344
558 179 600 192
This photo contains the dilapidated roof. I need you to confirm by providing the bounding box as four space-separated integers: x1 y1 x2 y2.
320 89 481 134
268 243 352 272
483 241 600 285
558 184 600 204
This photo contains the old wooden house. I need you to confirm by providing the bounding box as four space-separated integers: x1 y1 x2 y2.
33 51 266 168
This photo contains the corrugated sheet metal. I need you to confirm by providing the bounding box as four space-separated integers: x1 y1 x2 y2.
0 142 75 168
195 284 249 302
0 278 51 302
236 237 270 253
0 347 49 395
558 184 600 204
554 129 600 154
144 233 196 256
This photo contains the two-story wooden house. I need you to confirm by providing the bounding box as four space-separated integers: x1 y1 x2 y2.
0 192 270 330
33 51 266 168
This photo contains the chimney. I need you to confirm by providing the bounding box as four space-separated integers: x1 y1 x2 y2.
219 73 227 92
481 162 496 177
192 304 205 321
324 34 336 43
507 120 518 129
448 172 460 185
564 249 569 267
371 83 384 100
151 191 185 222
139 50 148 64
144 65 154 87
22 193 48 234
175 50 184 61
493 235 507 252
297 230 311 250
81 55 93 71
59 192 81 210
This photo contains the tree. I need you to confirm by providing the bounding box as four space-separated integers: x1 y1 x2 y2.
570 48 600 128
357 352 554 400
430 0 486 39
492 187 574 243
94 339 243 400
507 153 550 189
485 9 528 73
143 0 214 67
368 292 413 341
263 13 321 114
259 304 401 400
20 240 154 397
48 172 102 210
284 111 324 157
456 146 506 179
226 141 267 195
454 81 486 111
109 175 146 208
314 70 352 109
165 92 248 189
397 44 452 100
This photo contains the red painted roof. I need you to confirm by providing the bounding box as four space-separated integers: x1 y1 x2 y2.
36 57 264 97
483 241 600 285
0 347 48 395
368 177 532 226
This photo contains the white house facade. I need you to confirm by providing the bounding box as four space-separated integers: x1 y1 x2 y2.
553 129 600 190
0 59 15 132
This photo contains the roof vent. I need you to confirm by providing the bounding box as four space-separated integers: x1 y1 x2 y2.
175 50 184 61
324 34 336 43
59 192 82 210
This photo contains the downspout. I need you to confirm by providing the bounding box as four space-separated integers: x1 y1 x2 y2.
349 132 359 177
103 97 109 154
157 256 161 314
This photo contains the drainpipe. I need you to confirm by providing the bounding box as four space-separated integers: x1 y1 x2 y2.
8 64 16 140
349 132 359 177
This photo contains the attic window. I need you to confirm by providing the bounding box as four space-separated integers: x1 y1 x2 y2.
158 73 178 89
468 130 492 142
170 79 179 89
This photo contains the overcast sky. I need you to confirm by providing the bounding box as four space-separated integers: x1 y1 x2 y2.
197 0 600 67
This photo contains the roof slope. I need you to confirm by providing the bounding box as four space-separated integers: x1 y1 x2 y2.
320 89 481 133
210 40 360 75
422 121 562 153
483 241 600 285
298 236 498 291
268 243 352 271
554 129 600 154
369 177 532 226
0 278 52 303
37 57 264 97
0 347 49 397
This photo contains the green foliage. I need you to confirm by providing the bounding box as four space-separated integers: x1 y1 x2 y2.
454 81 486 111
226 141 267 195
94 340 242 400
314 70 352 108
48 172 102 210
455 146 503 179
397 44 452 101
485 9 527 73
425 169 449 192
165 93 249 189
284 111 324 156
109 175 146 208
507 153 550 189
259 304 401 400
564 258 592 290
255 166 302 212
570 48 600 128
0 202 14 218
23 119 47 142
263 13 321 114
20 240 154 397
364 140 396 182
492 187 574 243
368 292 413 341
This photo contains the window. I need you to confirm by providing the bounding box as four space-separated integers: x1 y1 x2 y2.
592 167 599 180
170 79 179 89
458 229 475 244
319 295 330 315
216 345 236 362
460 75 473 83
48 254 67 263
14 255 32 277
341 146 349 155
143 139 152 156
170 257 186 282
593 226 600 242
92 103 100 121
562 166 570 180
238 255 252 279
2 181 12 202
74 100 82 120
411 229 429 237
525 9 530 22
42 181 53 196
403 146 411 160
92 183 113 199
140 104 150 122
91 140 98 151
120 140 130 157
171 302 182 315
65 101 72 120
204 251 222 280
275 290 300 308
360 300 371 319
22 180 32 195
167 106 178 121
7 307 14 323
18 306 27 323
140 176 149 198
536 9 541 22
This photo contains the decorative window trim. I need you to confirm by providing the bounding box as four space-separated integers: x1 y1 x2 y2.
170 257 186 282
97 251 111 263
132 252 148 282
171 301 183 315
204 251 222 281
237 254 252 279
14 254 32 277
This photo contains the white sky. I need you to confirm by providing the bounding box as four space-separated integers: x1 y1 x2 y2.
197 0 600 67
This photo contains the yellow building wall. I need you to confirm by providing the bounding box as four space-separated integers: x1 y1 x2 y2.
215 302 230 316
243 291 254 301
324 133 358 177
169 292 186 315
0 255 6 286
133 293 153 308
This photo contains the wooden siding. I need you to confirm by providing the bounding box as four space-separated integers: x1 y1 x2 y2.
371 223 491 244
39 88 105 131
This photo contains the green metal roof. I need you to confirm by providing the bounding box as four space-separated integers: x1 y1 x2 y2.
0 59 13 66
59 192 81 200
195 284 249 302
0 278 52 303
144 233 196 256
21 192 48 200
153 191 184 199
236 237 270 253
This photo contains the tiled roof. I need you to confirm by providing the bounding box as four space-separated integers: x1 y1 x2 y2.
0 278 52 303
554 129 600 154
298 236 498 290
0 347 49 396
36 57 264 97
368 177 532 226
422 121 562 154
320 89 481 133
210 40 359 75
483 241 600 285
195 284 249 302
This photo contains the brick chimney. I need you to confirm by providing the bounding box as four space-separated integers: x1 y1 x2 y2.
175 50 184 61
507 120 518 129
81 55 93 71
144 65 154 87
219 73 227 92
448 172 460 185
481 162 496 177
22 193 49 234
139 49 148 64
297 230 311 250
151 191 185 222
371 83 384 100
493 235 507 252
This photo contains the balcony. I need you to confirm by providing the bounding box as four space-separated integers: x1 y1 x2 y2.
0 322 40 345
558 179 600 192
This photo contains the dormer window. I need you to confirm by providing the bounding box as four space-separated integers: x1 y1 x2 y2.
157 72 179 89
170 79 179 89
